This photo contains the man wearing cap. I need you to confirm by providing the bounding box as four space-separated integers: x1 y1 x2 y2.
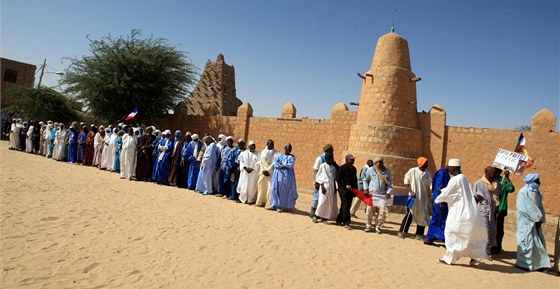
256 139 278 207
336 153 358 229
398 157 432 239
473 166 503 257
238 140 260 204
435 158 488 266
363 157 393 233
195 136 219 195
184 134 204 190
310 144 334 220
350 159 374 218
424 164 451 245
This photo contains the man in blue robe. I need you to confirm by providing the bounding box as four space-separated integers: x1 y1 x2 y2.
217 136 234 197
19 121 28 151
516 173 551 272
151 129 162 181
195 136 220 195
424 166 451 245
227 139 245 201
68 125 79 163
153 130 174 185
268 143 298 212
184 134 204 190
176 133 192 188
114 131 124 173
77 125 88 164
48 124 56 158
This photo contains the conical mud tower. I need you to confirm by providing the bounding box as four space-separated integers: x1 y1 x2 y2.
347 30 423 191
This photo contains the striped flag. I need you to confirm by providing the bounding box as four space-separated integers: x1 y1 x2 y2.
124 107 138 121
514 132 533 168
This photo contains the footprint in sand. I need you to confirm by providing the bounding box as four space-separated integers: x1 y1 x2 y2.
83 262 100 273
40 216 60 221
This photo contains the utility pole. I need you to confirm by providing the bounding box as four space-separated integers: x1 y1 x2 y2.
37 58 46 87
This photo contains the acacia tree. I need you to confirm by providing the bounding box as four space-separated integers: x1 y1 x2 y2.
62 29 197 124
2 86 80 123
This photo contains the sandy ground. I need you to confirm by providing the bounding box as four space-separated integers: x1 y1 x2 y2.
0 141 557 289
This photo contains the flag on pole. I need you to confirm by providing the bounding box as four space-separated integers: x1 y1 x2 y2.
514 133 526 153
124 107 138 121
514 132 534 168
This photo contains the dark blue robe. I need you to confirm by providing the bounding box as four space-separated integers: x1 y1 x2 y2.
185 139 204 190
426 167 450 242
68 127 78 163
154 138 175 185
77 131 87 163
227 147 242 200
176 142 189 188
218 146 233 196
19 126 27 151
151 136 162 181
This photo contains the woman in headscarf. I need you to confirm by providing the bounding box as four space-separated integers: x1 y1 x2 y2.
516 173 551 272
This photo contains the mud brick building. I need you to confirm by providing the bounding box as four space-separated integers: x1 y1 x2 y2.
158 31 559 239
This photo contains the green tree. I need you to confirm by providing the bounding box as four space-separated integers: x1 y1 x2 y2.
514 124 531 131
2 86 80 123
61 29 197 124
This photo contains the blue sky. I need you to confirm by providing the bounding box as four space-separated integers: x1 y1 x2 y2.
1 0 558 129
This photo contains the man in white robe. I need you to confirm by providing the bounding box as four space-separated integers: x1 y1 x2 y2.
42 121 53 156
8 118 16 149
314 154 338 222
53 124 67 161
238 140 260 204
12 119 22 150
25 123 34 152
100 128 113 169
435 158 488 265
195 136 219 195
120 127 138 180
398 157 432 239
255 140 278 207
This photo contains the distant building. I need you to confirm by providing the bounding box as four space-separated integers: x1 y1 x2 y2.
1 57 37 108
174 54 242 116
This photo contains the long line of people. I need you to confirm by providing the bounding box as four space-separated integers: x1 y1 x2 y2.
6 119 552 272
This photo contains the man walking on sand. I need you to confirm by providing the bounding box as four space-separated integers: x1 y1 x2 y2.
435 159 488 266
398 157 432 239
336 154 358 230
363 157 392 233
